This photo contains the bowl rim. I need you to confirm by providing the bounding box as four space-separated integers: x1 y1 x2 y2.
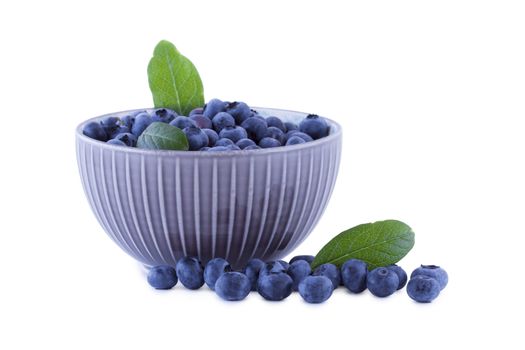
75 106 342 156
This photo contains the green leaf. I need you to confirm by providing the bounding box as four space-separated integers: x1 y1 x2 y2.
136 122 189 151
147 40 204 115
311 220 415 270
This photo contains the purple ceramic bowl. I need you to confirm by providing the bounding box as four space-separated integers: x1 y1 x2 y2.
76 107 342 269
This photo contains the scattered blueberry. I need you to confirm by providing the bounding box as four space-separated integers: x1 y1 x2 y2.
170 116 196 130
259 261 288 277
204 258 232 290
287 260 312 291
243 258 265 291
190 114 213 129
289 255 315 265
257 273 293 301
83 121 108 141
387 264 408 290
202 128 219 147
298 276 334 303
367 267 399 297
410 265 448 290
203 98 227 119
312 264 340 289
284 122 298 132
236 138 256 149
131 112 153 136
259 137 281 148
107 138 126 146
266 116 286 132
407 275 441 303
299 114 329 140
215 272 251 301
175 257 205 290
212 112 235 132
286 136 306 146
226 101 252 124
147 265 178 290
183 126 209 151
241 117 268 141
114 132 137 147
341 259 368 293
215 138 235 147
219 126 248 142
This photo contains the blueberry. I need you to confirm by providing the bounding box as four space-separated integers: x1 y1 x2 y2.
284 122 298 132
241 117 268 141
407 275 441 303
264 127 285 144
287 260 312 291
289 255 315 265
190 114 213 129
259 261 288 277
286 136 306 146
226 144 241 151
257 273 293 301
208 146 230 152
298 276 334 303
266 116 286 132
367 267 399 297
277 260 290 271
215 138 235 147
204 258 232 290
226 101 252 124
106 139 126 146
219 126 248 142
183 126 209 151
120 115 134 129
131 112 153 136
286 131 313 143
109 125 131 139
147 265 178 290
236 138 256 149
203 98 227 119
202 128 219 147
114 132 137 147
410 265 448 290
299 114 329 140
83 121 108 141
170 116 196 130
243 145 261 150
312 263 340 289
212 112 235 132
189 107 204 117
151 108 177 123
100 116 120 136
259 137 281 148
387 264 408 290
175 257 205 290
215 272 251 301
243 258 265 291
340 259 368 293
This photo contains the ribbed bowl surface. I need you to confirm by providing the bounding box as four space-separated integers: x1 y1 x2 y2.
76 107 342 268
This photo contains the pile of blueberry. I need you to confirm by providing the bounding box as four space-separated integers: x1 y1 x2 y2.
82 99 330 151
146 255 448 304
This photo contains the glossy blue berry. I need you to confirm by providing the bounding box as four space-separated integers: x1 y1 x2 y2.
236 138 256 149
131 112 153 136
204 258 232 290
215 138 235 147
286 136 306 146
203 98 227 119
289 255 315 265
109 125 131 139
83 121 108 141
259 137 281 148
367 267 399 297
243 258 265 291
120 115 134 129
257 273 293 301
313 264 340 289
190 114 212 129
212 112 235 132
147 265 178 290
299 114 329 140
287 260 312 291
387 264 408 290
277 260 290 271
284 122 298 132
341 259 368 293
407 275 441 303
100 116 120 136
226 144 241 151
265 126 286 143
226 101 252 124
175 257 204 290
107 138 126 146
410 265 448 290
219 126 248 142
170 116 196 130
151 108 177 123
202 128 219 147
286 131 313 143
266 116 286 132
183 126 209 151
298 276 334 304
215 272 252 301
114 132 137 147
259 261 287 277
189 107 204 117
243 145 261 150
241 117 268 141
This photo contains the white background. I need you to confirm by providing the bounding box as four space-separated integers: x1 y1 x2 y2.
1 1 524 349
